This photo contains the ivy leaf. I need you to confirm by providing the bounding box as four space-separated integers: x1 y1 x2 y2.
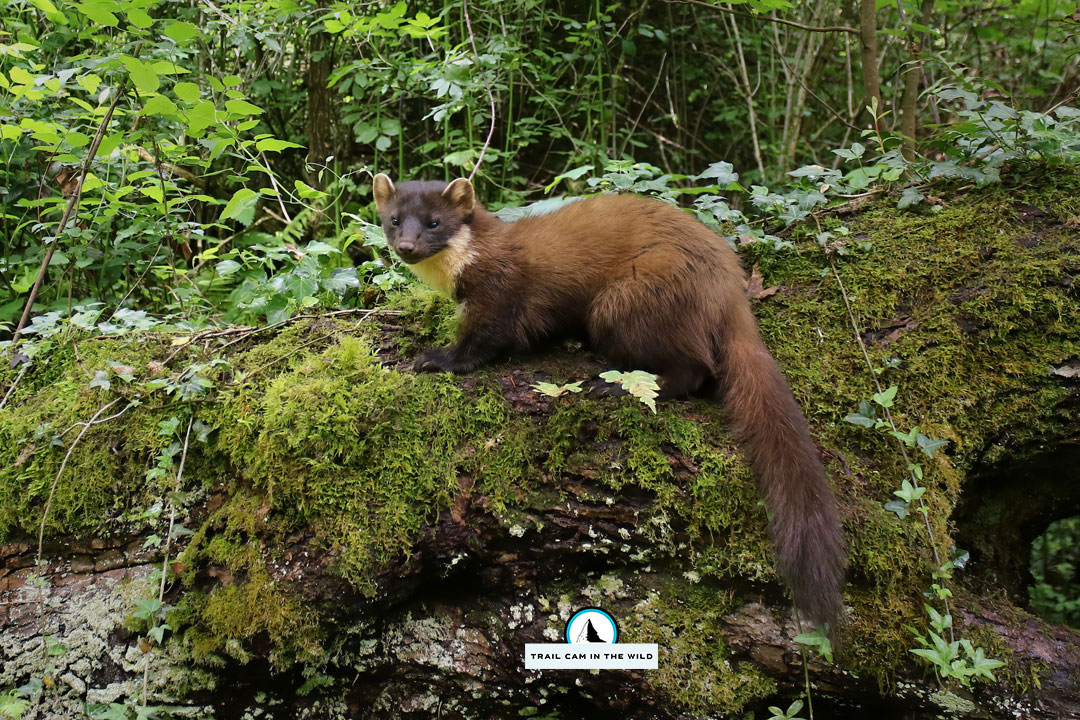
89 370 111 391
147 623 171 643
884 499 910 519
132 597 162 620
86 703 130 720
106 360 135 382
695 160 739 186
894 479 926 503
872 385 898 408
897 187 924 210
917 433 948 458
844 399 877 427
888 426 918 447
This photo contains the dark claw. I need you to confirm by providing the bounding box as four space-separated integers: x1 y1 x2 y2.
413 347 454 373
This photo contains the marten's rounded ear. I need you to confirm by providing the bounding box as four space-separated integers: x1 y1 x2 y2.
441 178 474 214
372 173 396 210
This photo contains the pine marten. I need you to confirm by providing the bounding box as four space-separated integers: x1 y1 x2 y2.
372 173 845 626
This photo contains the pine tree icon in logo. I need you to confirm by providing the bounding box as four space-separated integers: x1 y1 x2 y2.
577 619 605 643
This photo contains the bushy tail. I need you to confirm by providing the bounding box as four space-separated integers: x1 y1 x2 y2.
717 321 846 627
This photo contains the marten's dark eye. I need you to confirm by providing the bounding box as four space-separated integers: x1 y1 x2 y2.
428 220 439 229
390 217 399 226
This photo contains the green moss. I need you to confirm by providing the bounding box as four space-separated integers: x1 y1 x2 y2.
626 577 777 714
177 563 322 668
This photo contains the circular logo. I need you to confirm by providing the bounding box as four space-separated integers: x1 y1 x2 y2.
565 607 619 644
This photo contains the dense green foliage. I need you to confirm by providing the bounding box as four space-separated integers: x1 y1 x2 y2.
1 0 1078 333
1031 517 1080 629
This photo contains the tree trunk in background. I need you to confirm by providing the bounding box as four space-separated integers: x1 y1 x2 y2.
900 0 936 161
306 30 334 183
859 0 882 133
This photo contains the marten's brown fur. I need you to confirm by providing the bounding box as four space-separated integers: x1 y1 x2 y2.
373 173 846 626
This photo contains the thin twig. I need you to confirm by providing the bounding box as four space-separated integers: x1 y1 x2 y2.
462 0 496 182
143 415 194 706
261 152 293 224
0 363 30 410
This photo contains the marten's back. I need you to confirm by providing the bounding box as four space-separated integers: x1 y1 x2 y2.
478 194 746 300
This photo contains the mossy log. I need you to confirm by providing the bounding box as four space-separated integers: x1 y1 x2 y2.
2 174 1080 718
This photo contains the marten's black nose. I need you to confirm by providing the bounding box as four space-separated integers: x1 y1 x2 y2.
397 239 416 254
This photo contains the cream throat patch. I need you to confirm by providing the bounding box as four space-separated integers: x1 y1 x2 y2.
404 226 475 295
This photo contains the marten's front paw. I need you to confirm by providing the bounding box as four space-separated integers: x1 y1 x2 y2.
413 348 453 373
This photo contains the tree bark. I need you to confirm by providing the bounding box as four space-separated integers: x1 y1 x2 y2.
899 0 937 161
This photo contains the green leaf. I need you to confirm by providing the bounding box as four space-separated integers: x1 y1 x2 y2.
883 499 910 519
224 98 264 116
888 426 918 447
304 241 338 256
75 1 119 26
142 94 178 116
544 164 594 192
173 81 200 103
917 433 948 458
164 20 199 43
89 370 111 391
77 73 101 94
872 385 898 408
256 138 302 152
121 56 160 93
294 179 327 199
695 160 739 186
147 623 170 643
897 186 924 210
216 259 241 277
219 188 258 225
599 370 660 413
28 0 68 24
126 7 152 28
9 66 35 85
140 185 163 203
532 381 584 398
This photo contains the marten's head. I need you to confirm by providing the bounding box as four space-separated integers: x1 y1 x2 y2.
372 174 474 265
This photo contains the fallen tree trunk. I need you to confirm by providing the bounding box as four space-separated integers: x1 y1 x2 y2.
2 173 1080 718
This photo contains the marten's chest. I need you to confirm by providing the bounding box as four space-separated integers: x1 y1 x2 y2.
404 227 475 295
